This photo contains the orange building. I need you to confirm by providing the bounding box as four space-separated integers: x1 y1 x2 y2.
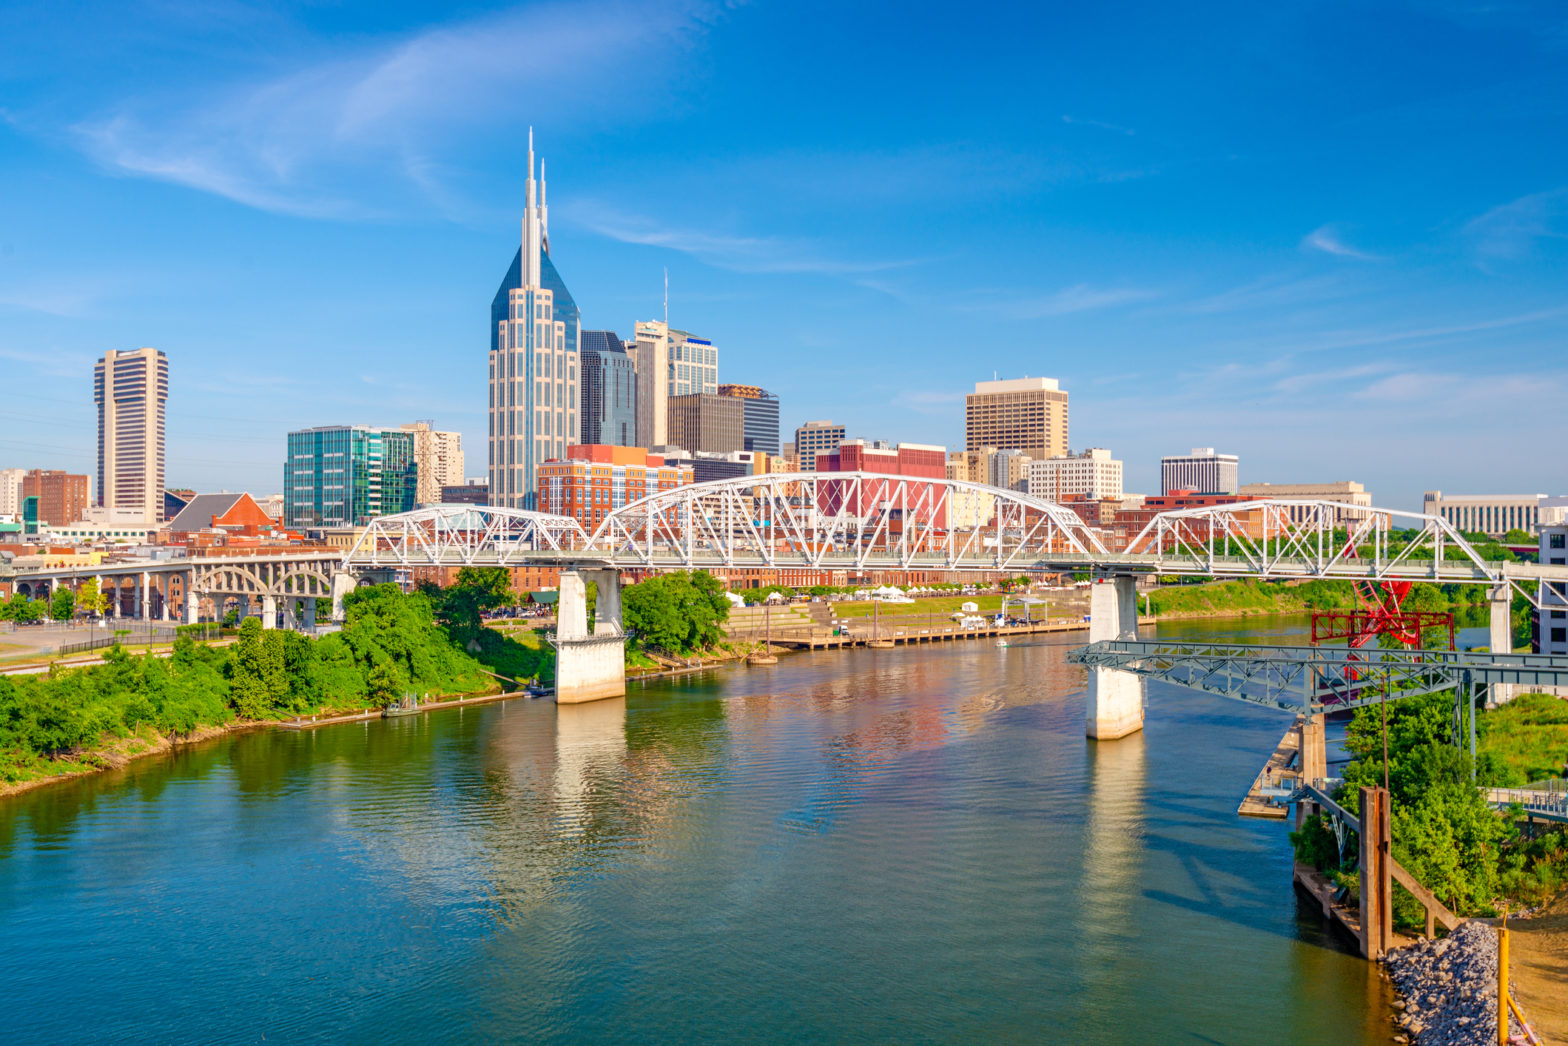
536 445 693 531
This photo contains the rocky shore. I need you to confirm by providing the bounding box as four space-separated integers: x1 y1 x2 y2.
1384 921 1529 1045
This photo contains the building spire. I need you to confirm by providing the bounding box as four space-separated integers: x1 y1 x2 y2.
540 161 549 255
522 126 541 287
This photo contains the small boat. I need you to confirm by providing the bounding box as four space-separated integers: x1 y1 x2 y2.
382 692 422 717
525 681 555 698
995 639 1009 648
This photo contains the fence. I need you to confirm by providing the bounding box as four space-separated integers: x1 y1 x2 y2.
57 625 184 656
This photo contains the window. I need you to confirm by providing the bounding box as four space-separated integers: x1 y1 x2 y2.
1552 534 1566 549
1553 627 1567 644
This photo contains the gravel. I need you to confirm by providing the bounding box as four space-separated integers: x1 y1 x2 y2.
1383 921 1528 1045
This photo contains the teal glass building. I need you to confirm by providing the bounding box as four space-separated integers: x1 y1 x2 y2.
283 426 417 528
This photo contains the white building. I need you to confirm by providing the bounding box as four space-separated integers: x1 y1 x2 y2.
402 422 464 505
95 346 168 524
629 321 718 450
1239 481 1372 523
1161 447 1238 495
1028 448 1123 501
0 468 23 516
1538 523 1568 656
1421 491 1566 538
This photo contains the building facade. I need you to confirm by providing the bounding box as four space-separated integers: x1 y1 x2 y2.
1161 447 1239 495
441 480 490 506
579 330 638 447
667 393 744 455
818 440 948 527
1537 523 1568 656
489 132 580 510
629 321 718 450
717 384 781 456
284 426 417 527
0 468 23 517
401 422 464 505
1421 491 1563 538
21 469 89 526
986 448 1033 492
1028 448 1123 501
1239 481 1372 523
95 346 168 523
537 444 692 532
793 420 846 472
964 377 1069 460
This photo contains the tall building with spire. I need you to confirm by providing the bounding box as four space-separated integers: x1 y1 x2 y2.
489 131 580 509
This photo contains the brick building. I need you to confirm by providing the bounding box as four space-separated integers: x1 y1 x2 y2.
817 440 948 528
536 444 692 532
21 469 89 526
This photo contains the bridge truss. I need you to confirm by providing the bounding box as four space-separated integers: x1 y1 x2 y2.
345 505 589 568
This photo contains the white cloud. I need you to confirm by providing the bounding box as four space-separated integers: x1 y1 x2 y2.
1061 114 1136 136
1464 187 1568 260
1302 224 1380 261
973 283 1160 319
71 0 725 218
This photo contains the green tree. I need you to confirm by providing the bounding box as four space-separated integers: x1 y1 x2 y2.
48 587 76 622
227 618 288 719
75 586 108 618
623 571 730 655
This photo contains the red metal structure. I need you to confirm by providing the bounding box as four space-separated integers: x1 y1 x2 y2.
1310 546 1455 682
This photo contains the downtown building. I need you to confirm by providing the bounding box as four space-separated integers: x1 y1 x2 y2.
1161 447 1239 495
817 440 948 528
283 426 417 528
21 469 90 526
717 384 781 456
489 132 580 510
629 321 718 450
537 444 692 532
667 393 744 455
965 377 1069 461
793 420 846 472
1028 448 1123 501
1238 481 1372 524
1421 491 1568 538
96 347 168 523
401 422 464 505
579 330 637 447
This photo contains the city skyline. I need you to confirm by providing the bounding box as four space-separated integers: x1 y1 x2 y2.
2 2 1566 509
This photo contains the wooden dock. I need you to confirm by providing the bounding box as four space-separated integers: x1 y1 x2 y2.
1238 718 1303 819
727 615 1154 652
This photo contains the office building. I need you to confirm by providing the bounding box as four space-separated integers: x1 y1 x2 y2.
629 320 718 449
0 468 23 516
1239 481 1372 524
1421 491 1568 538
667 393 744 455
987 448 1033 492
579 330 638 447
1029 448 1123 501
793 420 846 472
95 346 168 523
21 469 89 526
401 422 464 505
817 440 948 527
489 131 580 510
1537 523 1568 656
965 377 1069 460
537 445 692 531
441 479 490 506
1161 447 1239 495
284 426 417 528
717 384 781 456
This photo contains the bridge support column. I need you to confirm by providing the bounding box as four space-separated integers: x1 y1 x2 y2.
553 569 626 705
303 597 317 631
1487 587 1515 706
330 573 356 623
1087 575 1144 740
261 595 277 629
1359 786 1393 960
185 587 199 625
1301 713 1326 785
139 571 150 621
282 598 298 631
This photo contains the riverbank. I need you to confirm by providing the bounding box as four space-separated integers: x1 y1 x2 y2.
0 720 258 800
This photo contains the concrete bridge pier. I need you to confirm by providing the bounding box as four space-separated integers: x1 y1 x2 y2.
1488 586 1515 706
330 573 357 623
185 587 200 625
553 569 626 705
1086 574 1145 740
261 595 278 629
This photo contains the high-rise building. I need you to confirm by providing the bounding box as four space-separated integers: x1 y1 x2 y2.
401 422 464 505
0 468 24 517
21 469 89 526
987 448 1033 492
579 330 638 447
95 347 168 523
537 444 691 532
1029 448 1123 501
284 426 417 527
629 321 718 449
1161 447 1239 495
489 131 580 510
667 393 744 455
964 377 1069 460
717 384 781 456
793 420 846 472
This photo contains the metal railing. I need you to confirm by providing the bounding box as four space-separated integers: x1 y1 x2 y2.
57 624 183 656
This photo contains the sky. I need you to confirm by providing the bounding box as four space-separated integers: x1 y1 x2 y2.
1 0 1566 511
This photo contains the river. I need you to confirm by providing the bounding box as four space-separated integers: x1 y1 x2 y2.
0 616 1399 1043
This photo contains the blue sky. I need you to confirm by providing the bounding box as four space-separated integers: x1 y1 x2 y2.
2 0 1565 510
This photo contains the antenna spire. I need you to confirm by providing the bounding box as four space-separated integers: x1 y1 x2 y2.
664 267 669 327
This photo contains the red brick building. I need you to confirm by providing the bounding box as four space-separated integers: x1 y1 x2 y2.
21 469 89 525
536 445 693 532
817 440 948 528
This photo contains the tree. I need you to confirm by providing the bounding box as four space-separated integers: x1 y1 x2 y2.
2 594 45 624
1502 528 1533 545
49 587 76 622
424 566 515 641
75 586 108 619
623 571 731 655
228 617 287 719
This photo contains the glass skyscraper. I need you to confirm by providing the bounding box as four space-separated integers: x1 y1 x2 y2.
579 330 638 447
489 131 580 510
717 384 780 456
283 426 417 528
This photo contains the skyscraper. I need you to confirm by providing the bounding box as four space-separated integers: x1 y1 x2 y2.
964 377 1068 460
95 347 168 524
717 384 781 456
667 393 744 454
628 321 718 449
489 131 580 510
579 330 637 447
793 420 846 472
1161 447 1239 495
400 422 464 504
284 426 417 527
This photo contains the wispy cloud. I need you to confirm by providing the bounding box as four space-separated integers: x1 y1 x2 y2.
1182 273 1345 315
960 283 1159 320
576 203 927 276
71 1 725 219
1464 187 1568 260
1061 114 1136 136
893 389 967 416
1302 224 1380 261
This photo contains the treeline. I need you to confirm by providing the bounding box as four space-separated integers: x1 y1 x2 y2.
0 582 534 784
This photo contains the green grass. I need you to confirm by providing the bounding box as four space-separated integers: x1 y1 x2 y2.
832 595 1010 619
1479 692 1568 786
